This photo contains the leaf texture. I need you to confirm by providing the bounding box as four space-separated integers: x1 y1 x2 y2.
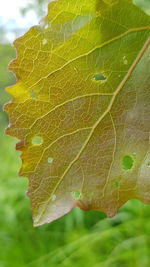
5 0 150 226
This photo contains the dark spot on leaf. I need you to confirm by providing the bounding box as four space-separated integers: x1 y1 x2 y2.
147 162 150 167
92 73 106 82
122 155 134 170
71 191 82 200
32 136 43 145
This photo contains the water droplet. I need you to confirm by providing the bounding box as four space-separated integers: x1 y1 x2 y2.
51 194 56 201
44 23 51 30
32 136 43 145
147 162 150 167
44 24 49 29
132 152 136 156
123 56 128 65
48 157 53 164
71 191 82 200
122 155 134 170
92 73 106 82
74 67 78 73
42 39 47 45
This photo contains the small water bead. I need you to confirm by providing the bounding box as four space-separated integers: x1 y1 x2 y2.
32 136 43 145
44 23 51 30
42 39 47 45
71 191 82 200
123 56 128 65
48 157 54 164
29 89 37 99
51 194 56 201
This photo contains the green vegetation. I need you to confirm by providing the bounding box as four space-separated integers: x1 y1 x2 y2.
0 44 15 125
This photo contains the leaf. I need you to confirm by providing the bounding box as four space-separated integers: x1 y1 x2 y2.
5 0 150 226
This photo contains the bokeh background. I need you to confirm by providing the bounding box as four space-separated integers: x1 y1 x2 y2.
0 1 150 266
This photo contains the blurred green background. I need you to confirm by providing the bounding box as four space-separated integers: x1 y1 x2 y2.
0 1 150 266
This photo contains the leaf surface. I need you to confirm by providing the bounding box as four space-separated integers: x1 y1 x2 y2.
5 0 150 226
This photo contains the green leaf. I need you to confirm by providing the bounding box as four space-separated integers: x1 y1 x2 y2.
5 0 150 226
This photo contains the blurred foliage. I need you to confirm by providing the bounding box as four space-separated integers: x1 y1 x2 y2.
0 0 150 266
21 0 50 17
0 44 15 125
0 45 15 89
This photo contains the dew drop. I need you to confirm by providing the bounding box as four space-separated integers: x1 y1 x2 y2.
122 155 134 170
71 191 82 200
48 157 54 164
29 89 36 99
42 39 47 45
32 136 43 145
92 73 106 82
123 56 128 65
44 23 51 29
51 194 56 201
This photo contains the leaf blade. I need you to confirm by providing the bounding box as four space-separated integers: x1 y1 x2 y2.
5 0 150 226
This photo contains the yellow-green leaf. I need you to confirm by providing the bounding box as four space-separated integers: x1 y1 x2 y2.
5 0 150 226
